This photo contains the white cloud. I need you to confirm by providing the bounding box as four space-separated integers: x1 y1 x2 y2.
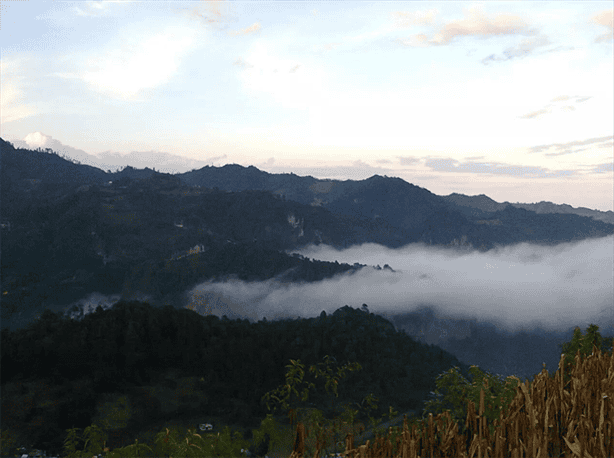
58 24 203 101
394 5 533 47
590 9 614 43
391 8 439 28
0 59 38 123
74 1 116 17
238 41 326 110
24 131 52 148
186 236 614 334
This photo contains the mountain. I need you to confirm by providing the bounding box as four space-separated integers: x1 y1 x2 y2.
2 137 613 456
2 137 613 379
381 306 614 381
1 138 108 185
7 134 212 174
0 302 474 458
440 192 614 225
179 164 614 251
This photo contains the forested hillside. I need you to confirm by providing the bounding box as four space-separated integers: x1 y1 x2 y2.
1 303 472 457
1 153 375 330
3 138 613 334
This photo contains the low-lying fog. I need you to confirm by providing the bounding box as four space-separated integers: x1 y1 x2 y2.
19 234 608 382
186 235 613 335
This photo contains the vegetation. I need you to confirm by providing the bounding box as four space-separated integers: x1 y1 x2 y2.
2 139 613 457
0 161 369 327
557 323 613 387
3 136 614 332
2 324 609 458
324 333 614 458
417 323 613 440
0 303 469 457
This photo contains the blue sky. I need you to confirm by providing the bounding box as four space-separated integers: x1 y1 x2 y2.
2 1 613 211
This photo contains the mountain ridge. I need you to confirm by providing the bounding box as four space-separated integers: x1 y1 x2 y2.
441 192 614 225
1 137 612 383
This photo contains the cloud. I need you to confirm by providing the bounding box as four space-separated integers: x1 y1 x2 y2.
10 132 220 173
238 41 325 110
321 42 342 52
261 161 394 181
11 132 101 165
229 22 262 37
391 8 439 27
182 0 231 27
398 156 421 165
55 25 202 101
591 9 614 43
590 162 614 174
95 150 217 174
519 95 596 120
0 59 38 124
481 35 553 64
185 236 614 335
24 131 52 149
396 5 533 48
423 157 575 179
519 108 551 120
74 1 115 17
528 135 614 156
233 57 254 69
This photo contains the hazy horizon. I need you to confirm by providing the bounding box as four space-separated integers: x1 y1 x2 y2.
3 134 614 215
2 1 612 211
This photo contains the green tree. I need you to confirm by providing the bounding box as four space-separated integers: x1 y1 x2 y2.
421 365 523 437
420 324 614 439
261 355 396 457
557 324 613 388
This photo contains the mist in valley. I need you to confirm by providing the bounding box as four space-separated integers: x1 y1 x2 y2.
37 234 613 380
186 235 613 334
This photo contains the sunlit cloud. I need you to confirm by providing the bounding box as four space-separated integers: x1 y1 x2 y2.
1 59 40 124
591 9 614 43
183 0 231 27
229 22 262 37
24 131 53 149
391 8 439 27
396 5 533 48
519 108 551 120
54 26 201 101
238 41 325 110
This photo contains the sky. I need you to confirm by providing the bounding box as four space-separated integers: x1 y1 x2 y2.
1 0 613 211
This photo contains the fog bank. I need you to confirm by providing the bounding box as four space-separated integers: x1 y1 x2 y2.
185 235 614 334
